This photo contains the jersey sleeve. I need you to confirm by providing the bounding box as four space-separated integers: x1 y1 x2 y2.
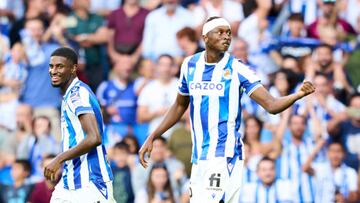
177 57 190 95
235 61 262 96
69 86 94 116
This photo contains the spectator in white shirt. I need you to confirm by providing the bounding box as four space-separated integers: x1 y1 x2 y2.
137 54 179 139
240 157 294 203
303 142 358 203
142 0 194 61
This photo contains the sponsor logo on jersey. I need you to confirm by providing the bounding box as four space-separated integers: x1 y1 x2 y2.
189 81 225 96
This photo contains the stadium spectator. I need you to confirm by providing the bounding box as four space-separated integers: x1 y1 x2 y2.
97 56 138 147
298 73 346 141
275 113 317 202
1 104 34 165
191 0 244 36
306 44 353 98
238 0 278 75
0 159 33 203
0 42 27 131
266 69 300 126
17 116 59 182
107 0 149 65
20 17 61 140
167 110 192 177
240 157 294 202
303 142 358 203
134 58 154 96
241 116 281 185
28 154 56 203
176 27 204 64
41 0 71 46
9 0 47 46
111 141 135 203
307 0 356 40
66 0 109 91
135 163 176 203
328 93 360 170
0 0 24 35
121 134 142 170
137 54 179 139
132 137 186 197
142 0 194 61
271 13 315 67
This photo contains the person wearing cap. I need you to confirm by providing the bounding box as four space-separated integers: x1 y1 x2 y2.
139 16 315 203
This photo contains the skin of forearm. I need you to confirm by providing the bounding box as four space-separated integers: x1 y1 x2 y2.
57 133 101 163
267 92 302 114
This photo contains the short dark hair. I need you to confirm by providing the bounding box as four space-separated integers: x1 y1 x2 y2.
206 16 221 23
288 13 304 22
15 159 32 173
316 43 333 51
153 136 167 145
157 54 175 66
114 141 130 153
51 47 78 65
349 92 360 104
257 156 275 169
328 141 344 152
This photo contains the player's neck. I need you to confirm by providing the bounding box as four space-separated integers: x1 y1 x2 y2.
61 76 76 95
205 50 224 63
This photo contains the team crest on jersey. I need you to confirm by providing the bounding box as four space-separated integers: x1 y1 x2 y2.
222 68 231 80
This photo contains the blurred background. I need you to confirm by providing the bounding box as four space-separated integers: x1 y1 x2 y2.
0 0 359 202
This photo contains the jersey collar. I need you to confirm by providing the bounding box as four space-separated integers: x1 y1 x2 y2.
63 77 80 100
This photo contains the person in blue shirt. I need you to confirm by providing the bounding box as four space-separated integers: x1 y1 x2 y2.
96 56 138 147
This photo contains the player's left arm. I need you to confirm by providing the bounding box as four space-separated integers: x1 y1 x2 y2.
44 113 102 181
250 81 315 114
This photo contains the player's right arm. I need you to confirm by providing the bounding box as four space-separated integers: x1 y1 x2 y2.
44 113 102 181
139 93 189 168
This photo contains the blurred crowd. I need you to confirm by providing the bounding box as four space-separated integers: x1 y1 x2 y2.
0 0 360 202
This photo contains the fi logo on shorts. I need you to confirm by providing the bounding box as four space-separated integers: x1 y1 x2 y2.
209 173 221 187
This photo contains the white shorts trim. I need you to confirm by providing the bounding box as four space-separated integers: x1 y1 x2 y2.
50 181 116 203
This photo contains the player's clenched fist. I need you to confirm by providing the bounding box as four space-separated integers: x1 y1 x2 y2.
298 80 315 98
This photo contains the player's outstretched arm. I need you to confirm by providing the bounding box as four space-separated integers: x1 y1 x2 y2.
44 113 102 181
250 81 315 115
139 93 190 168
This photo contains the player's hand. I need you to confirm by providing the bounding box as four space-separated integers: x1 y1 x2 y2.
44 156 62 182
298 80 315 98
138 136 154 168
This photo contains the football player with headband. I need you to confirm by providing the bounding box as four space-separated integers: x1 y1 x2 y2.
139 16 315 203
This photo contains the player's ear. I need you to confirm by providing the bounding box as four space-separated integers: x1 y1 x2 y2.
71 64 78 74
203 35 208 43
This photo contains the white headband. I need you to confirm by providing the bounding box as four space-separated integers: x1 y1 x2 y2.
202 18 231 35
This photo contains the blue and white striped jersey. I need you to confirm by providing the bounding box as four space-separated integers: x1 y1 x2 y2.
178 51 261 163
60 78 113 190
277 139 315 203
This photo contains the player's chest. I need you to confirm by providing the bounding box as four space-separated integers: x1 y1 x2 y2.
187 67 234 97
